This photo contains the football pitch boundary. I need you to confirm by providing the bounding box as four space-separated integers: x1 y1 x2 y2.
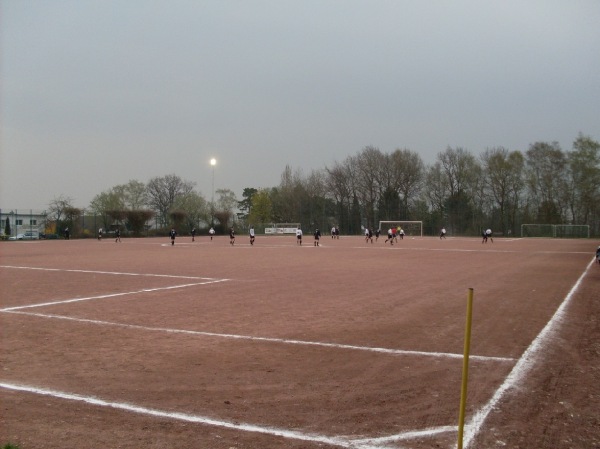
1 257 596 448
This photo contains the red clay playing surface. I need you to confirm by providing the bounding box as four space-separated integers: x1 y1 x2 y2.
1 235 599 448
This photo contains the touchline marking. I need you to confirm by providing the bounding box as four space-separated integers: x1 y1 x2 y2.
0 265 219 281
461 257 597 449
0 280 229 312
0 382 396 449
0 380 470 448
2 310 514 363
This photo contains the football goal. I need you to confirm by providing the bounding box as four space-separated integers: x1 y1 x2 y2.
521 224 590 238
378 220 423 237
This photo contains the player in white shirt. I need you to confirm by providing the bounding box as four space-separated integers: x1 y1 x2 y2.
482 228 493 243
385 228 393 245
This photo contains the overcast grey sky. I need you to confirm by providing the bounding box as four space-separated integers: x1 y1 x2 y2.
1 0 599 210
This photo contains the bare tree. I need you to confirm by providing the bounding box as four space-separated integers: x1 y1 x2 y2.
424 162 448 225
271 165 305 223
437 147 481 233
117 180 148 210
48 195 75 223
481 147 525 235
325 157 359 233
354 146 384 227
47 195 75 234
172 191 209 232
525 142 567 223
567 134 600 225
438 147 480 197
390 148 425 219
214 188 238 229
146 174 195 227
303 169 327 229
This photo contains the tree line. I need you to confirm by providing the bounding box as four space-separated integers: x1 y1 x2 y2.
47 134 599 237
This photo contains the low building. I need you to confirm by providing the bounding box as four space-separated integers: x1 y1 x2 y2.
0 209 47 239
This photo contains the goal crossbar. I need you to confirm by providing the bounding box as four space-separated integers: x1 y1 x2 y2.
378 220 423 237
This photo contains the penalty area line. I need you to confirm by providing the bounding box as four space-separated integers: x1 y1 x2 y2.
0 265 219 281
0 279 229 312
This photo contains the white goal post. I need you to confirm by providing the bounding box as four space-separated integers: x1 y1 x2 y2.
378 221 423 237
521 224 590 238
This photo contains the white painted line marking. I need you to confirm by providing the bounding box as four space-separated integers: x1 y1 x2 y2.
2 310 514 363
0 265 219 281
0 380 468 448
353 425 458 444
0 280 229 312
347 246 590 255
461 257 597 448
0 382 374 449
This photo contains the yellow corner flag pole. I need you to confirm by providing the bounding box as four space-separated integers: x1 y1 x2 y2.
457 288 474 449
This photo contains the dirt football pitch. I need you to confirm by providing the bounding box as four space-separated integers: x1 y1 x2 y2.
1 234 599 449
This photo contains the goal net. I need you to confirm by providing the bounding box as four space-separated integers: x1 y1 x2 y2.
378 221 423 237
521 224 590 238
